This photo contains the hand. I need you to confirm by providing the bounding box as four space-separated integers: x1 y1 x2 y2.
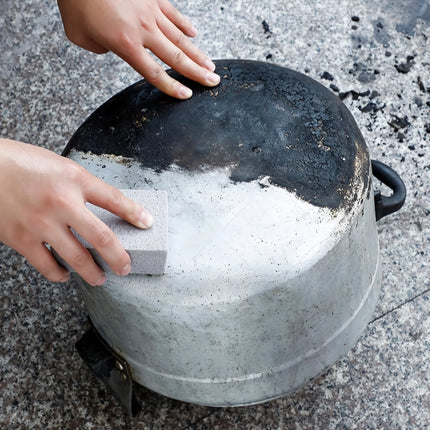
57 0 220 99
0 139 153 286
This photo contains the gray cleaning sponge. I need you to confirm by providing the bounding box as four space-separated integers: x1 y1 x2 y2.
55 190 168 276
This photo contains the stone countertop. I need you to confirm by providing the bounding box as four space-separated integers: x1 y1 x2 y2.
1 0 429 428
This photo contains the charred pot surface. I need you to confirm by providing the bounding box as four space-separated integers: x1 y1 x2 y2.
64 60 369 210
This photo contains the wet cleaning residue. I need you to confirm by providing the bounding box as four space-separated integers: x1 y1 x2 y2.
395 0 430 35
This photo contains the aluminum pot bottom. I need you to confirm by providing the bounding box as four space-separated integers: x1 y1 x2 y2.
123 254 382 407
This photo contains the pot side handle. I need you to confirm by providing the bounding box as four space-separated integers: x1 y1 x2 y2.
371 160 407 221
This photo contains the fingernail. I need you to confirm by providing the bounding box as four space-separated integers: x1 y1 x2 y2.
178 85 193 99
60 272 70 283
138 209 153 229
190 24 198 36
119 263 131 276
204 58 216 71
93 274 106 286
207 72 220 85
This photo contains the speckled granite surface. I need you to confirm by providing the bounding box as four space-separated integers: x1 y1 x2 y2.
1 0 429 429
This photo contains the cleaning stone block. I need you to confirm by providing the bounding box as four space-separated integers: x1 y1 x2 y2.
55 190 168 276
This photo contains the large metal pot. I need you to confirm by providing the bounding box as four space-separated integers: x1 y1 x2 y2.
63 60 405 414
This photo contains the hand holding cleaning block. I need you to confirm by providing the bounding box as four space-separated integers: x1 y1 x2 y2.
54 189 168 276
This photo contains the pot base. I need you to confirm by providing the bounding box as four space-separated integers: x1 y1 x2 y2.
75 251 381 410
127 252 382 407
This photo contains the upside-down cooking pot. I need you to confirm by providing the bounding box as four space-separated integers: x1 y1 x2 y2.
63 60 406 415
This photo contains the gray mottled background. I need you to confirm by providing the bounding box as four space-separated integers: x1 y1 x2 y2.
1 0 429 428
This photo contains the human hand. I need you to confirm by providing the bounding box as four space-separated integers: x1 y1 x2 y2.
0 139 153 286
57 0 220 99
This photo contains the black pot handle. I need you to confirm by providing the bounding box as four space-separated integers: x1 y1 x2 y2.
371 160 406 221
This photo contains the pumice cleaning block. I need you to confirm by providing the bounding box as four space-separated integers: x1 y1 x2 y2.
55 190 168 276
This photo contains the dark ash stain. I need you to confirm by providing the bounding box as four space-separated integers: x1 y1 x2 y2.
63 60 369 210
321 71 334 81
388 115 411 131
262 20 271 35
395 56 415 74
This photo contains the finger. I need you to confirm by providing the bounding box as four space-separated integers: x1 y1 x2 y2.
83 178 153 229
68 207 133 278
114 42 195 98
158 0 197 37
23 243 71 283
146 30 220 87
157 15 216 72
49 227 107 286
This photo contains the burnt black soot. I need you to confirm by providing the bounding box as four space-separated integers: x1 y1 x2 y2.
64 60 369 210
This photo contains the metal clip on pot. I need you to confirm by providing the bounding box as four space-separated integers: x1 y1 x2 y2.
75 323 141 417
371 160 407 221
